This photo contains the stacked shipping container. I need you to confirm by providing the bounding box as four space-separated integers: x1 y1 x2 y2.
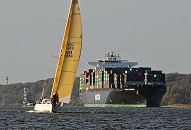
80 67 165 91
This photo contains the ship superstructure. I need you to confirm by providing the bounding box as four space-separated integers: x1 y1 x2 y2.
80 52 166 107
88 52 138 70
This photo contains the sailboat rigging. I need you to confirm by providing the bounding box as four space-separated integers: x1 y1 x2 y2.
34 0 82 112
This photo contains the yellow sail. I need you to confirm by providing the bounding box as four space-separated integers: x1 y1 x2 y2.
51 0 82 103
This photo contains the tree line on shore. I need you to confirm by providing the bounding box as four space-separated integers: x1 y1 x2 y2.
0 73 191 105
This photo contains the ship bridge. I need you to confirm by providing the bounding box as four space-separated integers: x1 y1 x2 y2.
88 52 138 70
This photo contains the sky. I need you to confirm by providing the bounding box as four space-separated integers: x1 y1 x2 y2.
0 0 191 84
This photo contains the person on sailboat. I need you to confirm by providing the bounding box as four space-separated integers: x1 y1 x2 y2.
51 93 59 106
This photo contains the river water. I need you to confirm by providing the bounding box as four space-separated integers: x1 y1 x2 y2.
0 105 191 129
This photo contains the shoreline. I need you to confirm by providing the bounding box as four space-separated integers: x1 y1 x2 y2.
161 104 191 108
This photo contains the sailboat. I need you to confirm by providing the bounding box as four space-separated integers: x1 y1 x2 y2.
34 0 82 112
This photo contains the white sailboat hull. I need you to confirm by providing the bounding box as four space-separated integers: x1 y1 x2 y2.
34 104 53 113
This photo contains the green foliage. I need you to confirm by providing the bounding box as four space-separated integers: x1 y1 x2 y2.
162 73 191 105
0 78 80 105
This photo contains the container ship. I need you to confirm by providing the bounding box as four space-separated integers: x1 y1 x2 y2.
80 52 166 107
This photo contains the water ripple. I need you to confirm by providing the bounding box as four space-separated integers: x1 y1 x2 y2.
0 105 191 129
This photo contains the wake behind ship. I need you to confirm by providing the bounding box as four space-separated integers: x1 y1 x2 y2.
80 52 166 107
